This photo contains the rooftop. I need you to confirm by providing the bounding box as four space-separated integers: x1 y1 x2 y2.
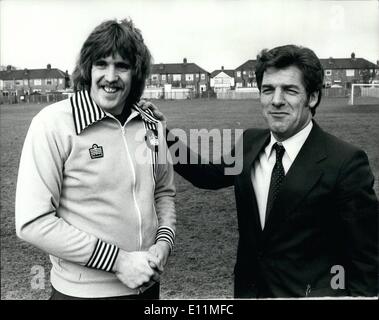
0 66 68 81
320 57 378 70
151 58 209 75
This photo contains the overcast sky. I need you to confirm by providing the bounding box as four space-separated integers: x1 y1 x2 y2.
1 0 378 73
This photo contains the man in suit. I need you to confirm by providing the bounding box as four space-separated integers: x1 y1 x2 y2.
145 44 378 298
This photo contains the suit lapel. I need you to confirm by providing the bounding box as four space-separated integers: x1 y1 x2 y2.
243 130 271 170
240 130 271 240
262 122 327 238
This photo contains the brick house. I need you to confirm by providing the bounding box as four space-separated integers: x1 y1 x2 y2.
234 54 379 90
210 66 235 92
234 60 257 88
0 64 70 97
320 53 379 88
146 58 210 95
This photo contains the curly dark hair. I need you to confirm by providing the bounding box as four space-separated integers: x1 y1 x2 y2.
255 45 324 115
71 18 151 107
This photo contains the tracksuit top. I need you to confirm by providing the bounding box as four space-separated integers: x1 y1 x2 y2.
15 90 176 298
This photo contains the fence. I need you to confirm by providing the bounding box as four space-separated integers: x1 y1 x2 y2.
217 91 260 99
5 87 375 104
163 91 196 100
141 88 163 100
217 88 260 100
360 86 379 98
142 88 196 100
322 88 349 97
0 93 69 105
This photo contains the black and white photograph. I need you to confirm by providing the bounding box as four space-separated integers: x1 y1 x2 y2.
1 0 378 309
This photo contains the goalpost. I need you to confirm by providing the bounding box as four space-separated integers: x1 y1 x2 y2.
349 83 379 105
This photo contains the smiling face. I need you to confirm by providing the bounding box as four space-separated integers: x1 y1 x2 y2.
90 53 132 115
260 65 318 141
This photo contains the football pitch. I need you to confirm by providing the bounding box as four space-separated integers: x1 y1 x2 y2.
1 97 378 299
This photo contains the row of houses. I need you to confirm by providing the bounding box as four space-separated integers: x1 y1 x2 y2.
210 53 379 93
0 64 70 97
145 53 378 96
1 53 378 99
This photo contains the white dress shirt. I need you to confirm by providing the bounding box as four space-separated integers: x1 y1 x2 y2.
251 121 313 229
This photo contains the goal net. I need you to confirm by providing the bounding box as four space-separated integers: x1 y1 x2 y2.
349 84 379 105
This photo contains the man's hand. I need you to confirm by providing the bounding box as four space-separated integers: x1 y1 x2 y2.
113 249 161 289
137 100 167 125
148 241 171 272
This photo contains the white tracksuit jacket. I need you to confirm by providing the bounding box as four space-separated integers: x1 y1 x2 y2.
15 90 176 298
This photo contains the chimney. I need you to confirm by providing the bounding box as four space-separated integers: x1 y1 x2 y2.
6 65 11 72
183 58 187 64
328 57 333 65
47 64 51 70
221 66 224 71
24 68 28 75
351 52 356 60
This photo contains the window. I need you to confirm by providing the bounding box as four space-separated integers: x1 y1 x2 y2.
346 69 354 77
173 74 181 81
243 70 247 75
325 70 332 76
236 71 241 78
34 79 42 85
46 79 52 85
5 81 13 89
15 80 23 85
161 75 166 81
185 74 194 81
151 74 159 81
59 79 63 85
200 73 205 80
24 79 28 85
195 74 199 78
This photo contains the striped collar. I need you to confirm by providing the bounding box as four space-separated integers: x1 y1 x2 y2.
70 90 158 135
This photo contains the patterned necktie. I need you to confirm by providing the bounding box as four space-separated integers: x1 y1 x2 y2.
265 143 286 222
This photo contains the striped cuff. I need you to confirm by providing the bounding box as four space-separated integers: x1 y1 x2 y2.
155 226 175 253
86 239 120 272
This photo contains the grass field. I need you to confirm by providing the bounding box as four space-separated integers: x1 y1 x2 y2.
1 97 378 300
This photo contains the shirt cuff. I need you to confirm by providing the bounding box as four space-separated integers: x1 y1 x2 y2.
155 226 175 253
85 239 119 272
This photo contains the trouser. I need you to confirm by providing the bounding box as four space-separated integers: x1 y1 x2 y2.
49 282 160 300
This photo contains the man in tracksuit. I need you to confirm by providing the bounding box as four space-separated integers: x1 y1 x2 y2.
15 18 176 299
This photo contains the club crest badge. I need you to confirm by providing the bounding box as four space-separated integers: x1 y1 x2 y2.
89 144 104 159
145 129 159 150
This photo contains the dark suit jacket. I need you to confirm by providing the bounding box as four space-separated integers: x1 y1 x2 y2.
169 121 378 297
